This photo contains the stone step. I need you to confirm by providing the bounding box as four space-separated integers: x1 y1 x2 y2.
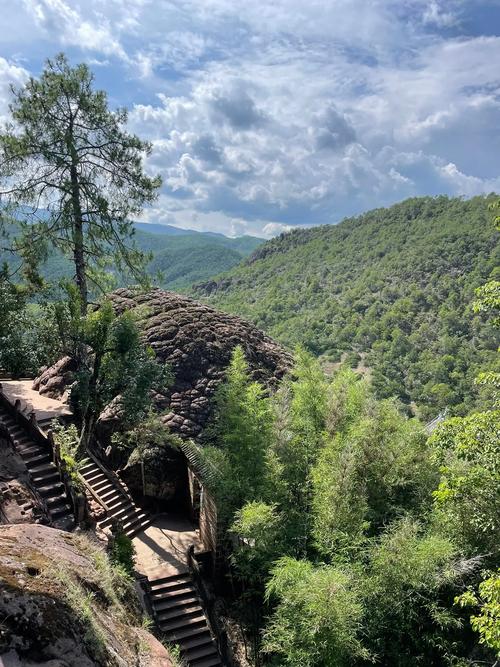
177 631 214 652
192 657 221 667
19 445 46 459
160 613 207 634
92 479 113 493
100 488 122 502
79 462 99 474
123 513 151 537
165 625 212 643
24 451 51 467
46 494 70 508
32 469 60 485
153 594 199 612
29 461 56 475
106 494 129 509
13 436 33 447
100 502 134 525
150 574 192 591
184 643 219 664
50 504 73 519
37 482 65 497
157 603 203 623
84 471 106 484
151 585 197 603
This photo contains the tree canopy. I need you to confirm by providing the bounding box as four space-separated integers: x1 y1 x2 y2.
0 53 161 311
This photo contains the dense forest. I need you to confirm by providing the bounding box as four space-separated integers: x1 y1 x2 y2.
198 333 500 666
194 195 500 419
0 221 262 291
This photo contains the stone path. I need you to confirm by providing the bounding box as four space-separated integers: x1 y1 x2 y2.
0 379 71 424
133 513 203 579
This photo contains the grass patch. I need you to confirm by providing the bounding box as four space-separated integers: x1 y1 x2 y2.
54 567 107 662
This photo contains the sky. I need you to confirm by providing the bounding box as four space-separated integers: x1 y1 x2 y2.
0 1 500 238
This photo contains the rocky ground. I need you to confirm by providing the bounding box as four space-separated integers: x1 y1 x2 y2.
0 523 173 666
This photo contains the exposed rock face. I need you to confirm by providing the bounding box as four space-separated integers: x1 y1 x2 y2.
34 289 292 441
108 288 292 439
32 356 76 401
0 523 174 666
122 433 187 503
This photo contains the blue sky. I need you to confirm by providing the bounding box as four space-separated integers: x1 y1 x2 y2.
1 0 500 237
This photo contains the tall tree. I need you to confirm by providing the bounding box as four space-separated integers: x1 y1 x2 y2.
0 53 161 313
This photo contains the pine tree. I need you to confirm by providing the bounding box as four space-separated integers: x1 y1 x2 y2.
0 53 161 312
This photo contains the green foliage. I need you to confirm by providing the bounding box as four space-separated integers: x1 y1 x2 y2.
194 195 500 418
209 347 495 665
456 569 500 657
0 53 161 309
55 566 107 661
269 349 328 556
0 226 264 294
312 370 436 560
54 534 138 663
231 501 282 586
69 298 168 448
206 346 274 523
51 422 85 490
430 410 500 558
0 275 62 376
361 518 462 665
110 529 136 577
263 557 369 667
114 409 180 462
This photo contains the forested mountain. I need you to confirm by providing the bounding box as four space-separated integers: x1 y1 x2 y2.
194 195 500 418
0 223 263 291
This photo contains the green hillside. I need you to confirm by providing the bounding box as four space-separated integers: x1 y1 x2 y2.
193 195 500 418
0 224 263 291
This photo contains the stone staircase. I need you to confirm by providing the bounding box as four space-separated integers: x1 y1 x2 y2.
0 407 74 530
79 459 152 537
148 571 222 667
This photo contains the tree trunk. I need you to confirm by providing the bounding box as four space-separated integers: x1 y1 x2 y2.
70 162 87 316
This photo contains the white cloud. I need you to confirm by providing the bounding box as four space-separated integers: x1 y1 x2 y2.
2 1 500 235
422 0 457 27
262 222 295 238
0 57 29 125
23 0 128 60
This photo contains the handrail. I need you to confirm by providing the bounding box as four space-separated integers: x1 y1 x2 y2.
85 447 133 501
187 545 231 666
78 472 112 514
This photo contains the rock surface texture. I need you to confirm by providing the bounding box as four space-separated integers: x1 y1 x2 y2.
108 288 291 438
0 523 174 666
34 289 291 441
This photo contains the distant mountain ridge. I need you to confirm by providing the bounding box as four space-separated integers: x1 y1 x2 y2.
193 195 500 419
0 219 263 290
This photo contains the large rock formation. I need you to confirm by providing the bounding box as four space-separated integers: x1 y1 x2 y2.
35 288 292 440
109 288 291 438
0 523 174 666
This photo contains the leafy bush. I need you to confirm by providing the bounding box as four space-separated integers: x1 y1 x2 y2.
110 529 136 577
